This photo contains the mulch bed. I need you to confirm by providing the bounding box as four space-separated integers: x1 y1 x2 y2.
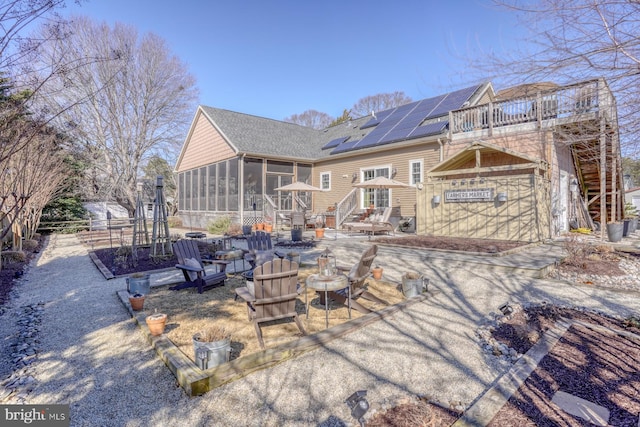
373 235 528 253
91 246 178 277
0 236 45 310
489 320 640 426
367 306 640 426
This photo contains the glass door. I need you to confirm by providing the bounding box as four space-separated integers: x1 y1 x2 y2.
266 174 293 210
361 167 390 208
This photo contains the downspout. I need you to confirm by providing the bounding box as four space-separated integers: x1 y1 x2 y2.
437 138 444 162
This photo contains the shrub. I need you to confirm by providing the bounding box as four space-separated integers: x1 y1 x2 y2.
22 239 39 251
1 250 26 264
207 216 231 235
561 235 591 268
227 223 242 235
194 325 231 342
167 216 183 228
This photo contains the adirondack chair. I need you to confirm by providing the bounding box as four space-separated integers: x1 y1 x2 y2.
235 258 306 349
244 231 285 269
170 239 228 294
328 244 389 314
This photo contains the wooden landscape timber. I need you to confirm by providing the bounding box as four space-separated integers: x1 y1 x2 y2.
117 289 430 396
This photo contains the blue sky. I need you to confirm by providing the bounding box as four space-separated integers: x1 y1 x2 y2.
64 0 522 121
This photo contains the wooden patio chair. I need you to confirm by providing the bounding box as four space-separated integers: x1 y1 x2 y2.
328 244 389 314
235 258 306 349
244 231 286 269
170 239 228 294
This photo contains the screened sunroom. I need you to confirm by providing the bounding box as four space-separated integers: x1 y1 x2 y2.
176 156 313 229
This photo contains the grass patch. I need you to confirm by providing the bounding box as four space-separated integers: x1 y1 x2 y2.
142 267 405 362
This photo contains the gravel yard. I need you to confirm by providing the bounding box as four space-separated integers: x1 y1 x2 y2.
2 232 640 426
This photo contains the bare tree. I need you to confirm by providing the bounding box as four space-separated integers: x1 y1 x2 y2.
0 0 68 69
4 125 67 249
473 0 640 155
283 109 334 129
350 92 413 118
25 16 198 215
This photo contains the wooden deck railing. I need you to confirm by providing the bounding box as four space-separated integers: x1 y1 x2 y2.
450 79 613 136
335 188 358 229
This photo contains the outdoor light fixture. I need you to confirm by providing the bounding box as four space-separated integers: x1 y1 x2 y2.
479 177 486 184
451 180 457 186
392 167 398 177
499 302 513 316
345 390 369 427
570 178 579 194
497 192 508 202
460 179 466 185
432 195 441 204
470 178 475 185
352 172 358 180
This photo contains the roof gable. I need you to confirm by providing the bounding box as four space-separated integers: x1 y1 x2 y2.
428 140 543 176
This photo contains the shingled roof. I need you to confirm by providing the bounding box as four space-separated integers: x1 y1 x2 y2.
198 83 488 161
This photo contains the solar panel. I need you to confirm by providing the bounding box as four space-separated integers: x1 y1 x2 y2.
408 121 448 138
427 86 478 118
331 84 480 155
330 139 360 154
322 136 348 150
360 109 393 129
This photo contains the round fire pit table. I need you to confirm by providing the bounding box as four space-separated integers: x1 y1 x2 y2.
305 273 349 328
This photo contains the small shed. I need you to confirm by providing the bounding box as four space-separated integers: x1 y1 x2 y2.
417 141 550 242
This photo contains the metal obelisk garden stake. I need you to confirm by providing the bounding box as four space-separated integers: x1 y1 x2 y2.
151 176 172 257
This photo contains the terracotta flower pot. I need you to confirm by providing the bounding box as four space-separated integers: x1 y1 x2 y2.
256 223 265 230
315 228 324 239
264 224 273 233
146 313 167 336
129 295 145 311
372 267 383 280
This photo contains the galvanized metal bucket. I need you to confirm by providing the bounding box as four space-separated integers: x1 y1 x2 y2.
402 273 428 298
193 336 231 370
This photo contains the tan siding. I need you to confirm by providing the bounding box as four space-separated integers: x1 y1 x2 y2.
312 142 440 217
476 91 493 105
446 130 547 162
177 112 236 172
418 175 550 242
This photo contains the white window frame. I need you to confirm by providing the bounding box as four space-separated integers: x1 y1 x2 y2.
409 159 423 186
359 165 392 208
320 171 331 191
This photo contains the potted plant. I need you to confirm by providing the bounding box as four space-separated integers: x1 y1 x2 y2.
145 312 167 336
264 223 273 233
314 216 324 238
128 293 145 311
372 265 383 280
624 202 638 235
193 325 232 370
255 222 265 231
